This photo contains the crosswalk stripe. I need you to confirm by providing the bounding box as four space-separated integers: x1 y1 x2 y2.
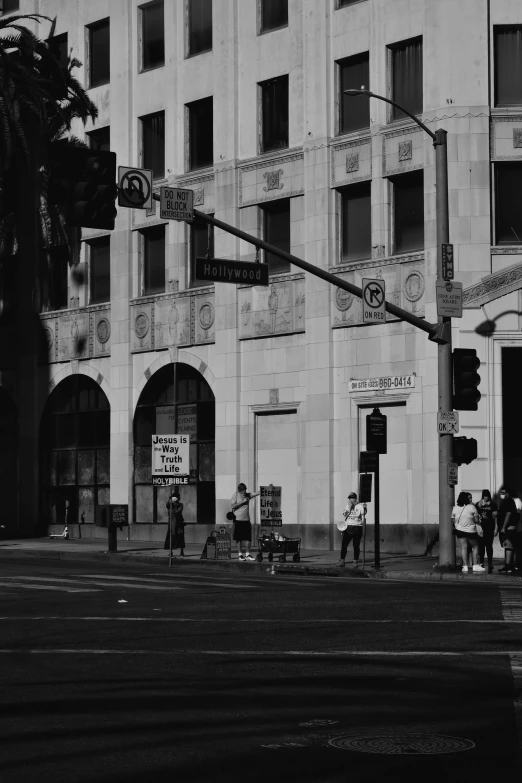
0 581 98 593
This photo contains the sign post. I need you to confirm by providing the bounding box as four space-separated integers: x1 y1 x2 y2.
366 409 387 570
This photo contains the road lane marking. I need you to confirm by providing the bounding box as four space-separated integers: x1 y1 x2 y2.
0 581 99 593
0 617 520 623
83 574 257 590
0 649 522 655
0 576 184 591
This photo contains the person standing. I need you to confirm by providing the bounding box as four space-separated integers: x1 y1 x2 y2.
513 493 522 571
337 492 366 567
497 487 518 574
451 491 484 573
476 489 498 573
164 489 185 557
230 483 260 561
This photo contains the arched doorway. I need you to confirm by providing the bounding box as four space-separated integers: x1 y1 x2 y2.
40 375 110 527
0 389 18 535
134 363 215 525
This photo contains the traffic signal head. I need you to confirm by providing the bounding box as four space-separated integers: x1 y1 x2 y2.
50 146 117 230
453 436 478 466
453 348 481 411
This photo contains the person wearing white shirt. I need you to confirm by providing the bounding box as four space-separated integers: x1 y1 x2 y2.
337 492 366 567
451 491 485 573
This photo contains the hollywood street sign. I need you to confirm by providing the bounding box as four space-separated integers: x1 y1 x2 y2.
196 257 269 286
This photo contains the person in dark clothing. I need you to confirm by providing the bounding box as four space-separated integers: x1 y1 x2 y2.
497 487 517 573
476 489 498 573
164 489 185 557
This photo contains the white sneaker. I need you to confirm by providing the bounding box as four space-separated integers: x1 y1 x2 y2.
473 564 486 573
462 565 469 573
244 555 255 561
238 555 246 561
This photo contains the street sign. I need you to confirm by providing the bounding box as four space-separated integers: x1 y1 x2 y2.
360 451 378 473
118 166 153 209
152 434 190 485
349 374 416 393
160 186 194 222
448 462 458 486
437 411 460 435
260 485 282 526
195 257 269 286
436 280 463 318
110 505 129 528
359 473 373 502
442 244 454 280
366 408 387 454
362 278 386 324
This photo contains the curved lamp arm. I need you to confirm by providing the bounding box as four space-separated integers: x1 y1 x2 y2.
344 88 438 144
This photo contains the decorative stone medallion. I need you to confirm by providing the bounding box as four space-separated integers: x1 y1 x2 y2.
198 301 215 338
404 271 425 302
194 188 205 206
513 128 522 149
263 169 284 192
96 317 111 344
398 140 413 161
346 153 359 173
44 327 54 350
135 312 150 339
335 287 354 317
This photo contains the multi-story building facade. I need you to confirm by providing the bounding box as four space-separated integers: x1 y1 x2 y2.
1 0 522 554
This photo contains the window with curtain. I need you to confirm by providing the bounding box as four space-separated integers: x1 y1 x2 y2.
188 0 212 56
87 127 110 152
495 163 522 244
341 182 372 261
390 37 422 121
260 0 288 33
190 216 214 287
260 75 289 153
188 97 213 170
339 52 370 134
88 18 110 88
141 1 164 70
262 199 290 275
142 224 166 294
392 170 424 254
494 27 522 106
49 33 68 69
142 111 165 179
89 237 110 304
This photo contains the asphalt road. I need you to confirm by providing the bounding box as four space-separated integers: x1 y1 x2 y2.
0 556 521 782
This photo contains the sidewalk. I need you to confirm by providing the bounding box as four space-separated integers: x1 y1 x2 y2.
1 536 522 584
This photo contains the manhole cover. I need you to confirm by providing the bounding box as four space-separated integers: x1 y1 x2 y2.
328 734 475 755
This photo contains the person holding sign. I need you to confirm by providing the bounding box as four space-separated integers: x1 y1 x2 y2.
164 489 185 557
230 483 260 561
337 492 366 567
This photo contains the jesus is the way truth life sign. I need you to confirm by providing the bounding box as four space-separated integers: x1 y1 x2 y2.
152 434 190 486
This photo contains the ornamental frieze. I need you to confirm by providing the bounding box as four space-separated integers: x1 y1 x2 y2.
463 261 522 308
238 151 304 207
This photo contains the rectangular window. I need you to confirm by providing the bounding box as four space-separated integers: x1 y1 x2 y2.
89 237 110 304
188 97 213 170
260 75 289 153
141 1 164 70
87 127 110 152
88 18 110 88
49 32 68 69
188 0 212 56
494 27 522 107
142 224 166 294
262 199 290 275
390 37 422 121
341 182 371 262
142 111 165 179
260 0 288 33
392 170 424 254
339 53 370 134
495 163 522 244
0 0 19 15
190 215 214 287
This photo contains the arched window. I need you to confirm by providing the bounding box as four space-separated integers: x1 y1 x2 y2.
40 376 110 526
134 363 215 525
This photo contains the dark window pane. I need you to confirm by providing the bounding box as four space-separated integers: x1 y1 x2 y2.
58 451 76 484
261 76 288 153
78 450 95 485
78 412 95 447
142 224 165 294
142 1 164 70
142 111 165 179
53 414 76 449
88 126 110 152
341 181 371 261
198 401 215 440
393 170 424 254
49 32 68 69
89 19 110 88
97 449 110 484
339 53 370 134
90 237 110 304
339 0 362 6
134 406 155 445
496 163 522 244
494 27 522 107
190 215 214 287
188 97 213 170
391 37 422 121
261 0 288 33
134 446 152 483
95 410 110 448
188 0 212 55
263 199 290 275
1 0 19 14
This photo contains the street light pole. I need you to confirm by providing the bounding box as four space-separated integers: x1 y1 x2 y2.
344 89 455 567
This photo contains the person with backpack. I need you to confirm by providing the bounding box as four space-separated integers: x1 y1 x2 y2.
476 489 498 573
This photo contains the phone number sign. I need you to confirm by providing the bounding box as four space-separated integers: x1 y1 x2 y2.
349 374 416 393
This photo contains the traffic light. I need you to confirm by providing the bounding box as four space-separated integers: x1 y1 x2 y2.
50 146 117 230
453 348 481 411
453 437 478 466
